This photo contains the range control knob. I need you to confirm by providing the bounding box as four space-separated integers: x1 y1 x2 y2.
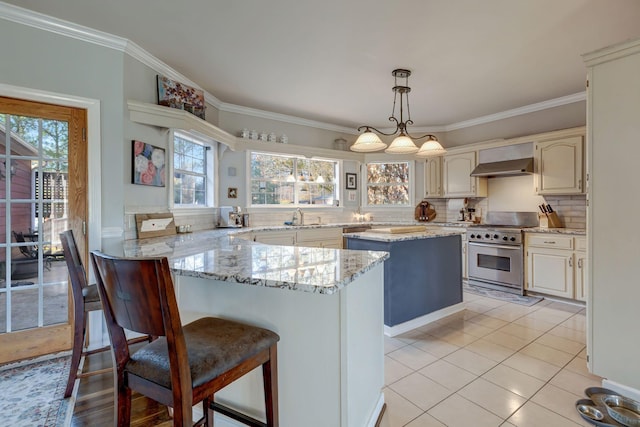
503 236 508 241
493 234 499 239
510 237 516 242
485 234 490 239
470 234 475 239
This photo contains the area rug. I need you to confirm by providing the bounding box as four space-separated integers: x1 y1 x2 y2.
0 354 74 426
463 283 543 306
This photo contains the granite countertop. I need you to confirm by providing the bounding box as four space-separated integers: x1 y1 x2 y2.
524 227 586 236
344 228 464 243
120 229 388 295
237 221 473 232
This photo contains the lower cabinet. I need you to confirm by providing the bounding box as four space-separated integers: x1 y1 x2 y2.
253 230 296 245
525 233 586 301
296 228 343 249
252 227 343 248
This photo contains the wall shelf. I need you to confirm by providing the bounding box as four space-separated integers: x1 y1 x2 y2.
128 100 237 149
127 100 365 161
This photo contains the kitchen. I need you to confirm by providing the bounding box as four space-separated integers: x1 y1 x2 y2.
1 1 640 426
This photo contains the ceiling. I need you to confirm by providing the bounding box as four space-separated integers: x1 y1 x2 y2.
5 0 640 132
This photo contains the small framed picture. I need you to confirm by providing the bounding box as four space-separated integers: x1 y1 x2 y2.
228 187 238 198
348 191 357 202
346 173 357 190
132 140 165 187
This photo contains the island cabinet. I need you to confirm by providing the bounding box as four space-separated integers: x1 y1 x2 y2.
125 229 388 427
534 135 584 195
346 232 463 334
443 151 488 198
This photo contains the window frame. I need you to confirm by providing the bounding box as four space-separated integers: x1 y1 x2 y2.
363 160 415 208
170 130 216 210
247 150 341 208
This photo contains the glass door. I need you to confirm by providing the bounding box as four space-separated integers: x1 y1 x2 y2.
0 96 87 363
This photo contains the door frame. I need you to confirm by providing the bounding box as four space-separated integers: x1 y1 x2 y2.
0 83 103 353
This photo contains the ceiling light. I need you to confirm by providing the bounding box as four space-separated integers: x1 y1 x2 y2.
350 69 446 156
315 175 325 183
415 135 447 157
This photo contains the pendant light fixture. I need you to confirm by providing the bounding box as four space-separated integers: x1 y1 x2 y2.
350 69 447 156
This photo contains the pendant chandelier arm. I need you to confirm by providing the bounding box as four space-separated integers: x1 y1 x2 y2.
407 133 439 140
357 125 399 137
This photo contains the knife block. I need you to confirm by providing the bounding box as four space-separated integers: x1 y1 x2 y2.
539 212 562 228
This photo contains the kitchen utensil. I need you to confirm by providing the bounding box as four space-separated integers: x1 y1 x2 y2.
546 204 554 213
603 395 640 426
539 204 548 214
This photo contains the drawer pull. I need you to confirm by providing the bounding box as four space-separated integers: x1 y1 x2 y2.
543 241 556 244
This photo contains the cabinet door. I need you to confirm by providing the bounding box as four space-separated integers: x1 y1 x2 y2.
461 240 468 280
575 252 587 302
526 248 574 298
443 151 487 197
254 231 296 245
424 157 442 198
535 136 583 194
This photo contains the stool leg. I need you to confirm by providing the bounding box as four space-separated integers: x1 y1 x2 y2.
64 306 86 398
114 371 132 427
263 345 279 427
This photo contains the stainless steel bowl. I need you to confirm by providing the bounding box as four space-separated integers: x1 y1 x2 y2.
603 395 640 427
577 403 605 421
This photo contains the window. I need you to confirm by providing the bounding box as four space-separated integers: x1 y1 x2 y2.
173 132 214 207
250 152 339 206
365 161 413 206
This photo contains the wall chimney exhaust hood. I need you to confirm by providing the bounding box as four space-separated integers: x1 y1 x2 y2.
470 158 534 177
470 142 534 177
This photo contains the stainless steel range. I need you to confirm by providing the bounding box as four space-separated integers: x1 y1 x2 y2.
466 212 538 295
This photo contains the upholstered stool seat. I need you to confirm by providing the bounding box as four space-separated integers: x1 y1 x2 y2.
127 317 279 389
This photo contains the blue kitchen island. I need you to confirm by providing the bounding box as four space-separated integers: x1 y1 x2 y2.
345 227 464 336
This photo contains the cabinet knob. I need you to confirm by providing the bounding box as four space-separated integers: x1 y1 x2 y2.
569 257 573 267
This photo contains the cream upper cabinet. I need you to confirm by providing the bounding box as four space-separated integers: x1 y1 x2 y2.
443 151 487 198
535 136 584 195
424 157 443 198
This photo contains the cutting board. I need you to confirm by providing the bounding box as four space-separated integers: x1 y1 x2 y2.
135 213 176 239
368 226 427 234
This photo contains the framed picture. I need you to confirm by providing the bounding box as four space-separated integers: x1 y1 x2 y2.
228 187 238 198
346 173 357 190
132 140 165 187
157 74 206 119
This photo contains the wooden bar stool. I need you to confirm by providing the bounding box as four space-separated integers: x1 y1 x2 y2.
59 230 150 398
90 251 280 427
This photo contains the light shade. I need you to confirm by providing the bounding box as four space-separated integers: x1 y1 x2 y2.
385 135 419 154
315 175 325 183
350 132 387 152
416 136 446 157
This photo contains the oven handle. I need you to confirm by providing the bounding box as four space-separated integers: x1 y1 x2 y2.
468 242 522 251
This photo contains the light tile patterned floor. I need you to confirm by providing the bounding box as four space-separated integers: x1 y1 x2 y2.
379 292 601 427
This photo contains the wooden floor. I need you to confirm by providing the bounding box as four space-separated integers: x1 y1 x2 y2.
71 345 173 426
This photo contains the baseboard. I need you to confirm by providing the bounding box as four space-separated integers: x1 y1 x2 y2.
195 392 386 427
368 392 385 427
602 379 640 402
384 303 465 337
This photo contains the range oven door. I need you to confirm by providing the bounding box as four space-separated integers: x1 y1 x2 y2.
468 242 523 290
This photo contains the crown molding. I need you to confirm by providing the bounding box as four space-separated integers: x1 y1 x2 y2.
0 1 127 51
444 92 586 132
583 37 640 67
0 1 587 136
218 102 357 134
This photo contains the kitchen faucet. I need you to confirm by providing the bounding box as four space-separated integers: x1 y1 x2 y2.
293 208 304 225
